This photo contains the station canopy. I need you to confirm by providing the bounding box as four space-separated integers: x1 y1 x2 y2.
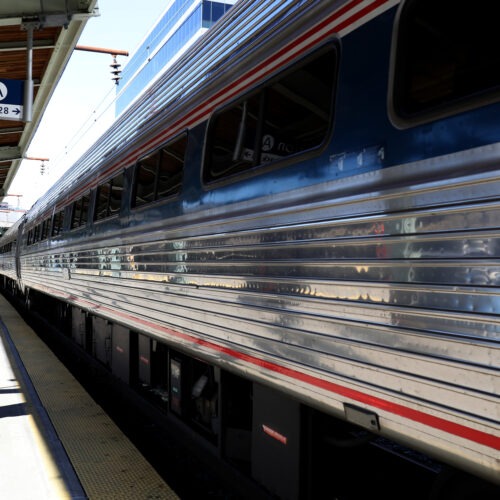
0 0 99 201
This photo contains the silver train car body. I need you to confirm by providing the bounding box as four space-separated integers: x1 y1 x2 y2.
1 0 499 490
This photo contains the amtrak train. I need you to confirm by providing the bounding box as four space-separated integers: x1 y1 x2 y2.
1 0 499 498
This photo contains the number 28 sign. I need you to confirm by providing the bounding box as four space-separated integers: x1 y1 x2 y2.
0 80 24 121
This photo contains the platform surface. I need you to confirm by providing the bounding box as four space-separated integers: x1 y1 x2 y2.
0 294 179 499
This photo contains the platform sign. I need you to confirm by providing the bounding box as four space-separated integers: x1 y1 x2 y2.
0 79 24 121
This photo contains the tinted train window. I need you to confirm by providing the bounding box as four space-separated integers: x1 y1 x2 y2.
52 209 65 236
204 45 337 183
1 242 13 253
71 194 90 229
95 172 125 221
133 135 186 208
391 0 500 124
40 218 50 241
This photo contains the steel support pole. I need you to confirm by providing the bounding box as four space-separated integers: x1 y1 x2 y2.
23 24 34 123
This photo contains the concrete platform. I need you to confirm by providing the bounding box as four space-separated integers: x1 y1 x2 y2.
0 294 179 499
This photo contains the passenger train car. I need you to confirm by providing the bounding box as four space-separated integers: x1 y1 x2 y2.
1 0 499 497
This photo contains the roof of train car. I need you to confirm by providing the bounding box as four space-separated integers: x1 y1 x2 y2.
0 0 98 201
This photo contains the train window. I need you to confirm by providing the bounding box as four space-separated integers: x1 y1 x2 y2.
79 196 89 226
41 221 47 240
134 155 156 206
52 209 65 236
204 45 337 183
95 172 125 221
71 194 90 229
40 222 46 241
133 134 186 208
40 217 51 241
391 0 500 126
95 182 110 221
109 172 124 216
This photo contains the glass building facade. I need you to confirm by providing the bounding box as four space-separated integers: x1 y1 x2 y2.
115 0 236 117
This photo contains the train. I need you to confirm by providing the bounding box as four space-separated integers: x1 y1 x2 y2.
0 0 499 498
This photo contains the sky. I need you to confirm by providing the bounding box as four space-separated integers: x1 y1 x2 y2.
8 0 168 210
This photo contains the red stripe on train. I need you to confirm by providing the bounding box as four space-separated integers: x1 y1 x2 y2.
63 0 395 204
55 289 499 452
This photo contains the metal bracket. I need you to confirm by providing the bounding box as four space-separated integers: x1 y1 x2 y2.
344 403 380 432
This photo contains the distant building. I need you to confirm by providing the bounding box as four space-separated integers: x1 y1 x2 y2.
0 202 26 235
115 0 237 117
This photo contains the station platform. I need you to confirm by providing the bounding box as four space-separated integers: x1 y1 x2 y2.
0 294 179 500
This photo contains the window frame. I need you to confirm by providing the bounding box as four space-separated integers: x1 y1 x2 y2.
94 171 126 222
132 133 187 210
70 193 91 230
388 0 500 129
202 41 339 187
40 217 51 241
51 209 65 237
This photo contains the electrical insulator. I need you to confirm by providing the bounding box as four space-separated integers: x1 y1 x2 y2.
40 162 46 175
110 56 122 85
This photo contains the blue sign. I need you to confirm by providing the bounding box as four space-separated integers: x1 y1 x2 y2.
0 79 24 121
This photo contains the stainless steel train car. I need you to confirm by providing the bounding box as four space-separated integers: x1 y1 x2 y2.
1 1 499 497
